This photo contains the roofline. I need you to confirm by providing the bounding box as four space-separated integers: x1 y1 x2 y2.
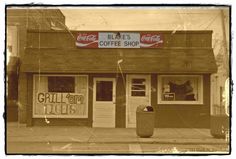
24 47 214 51
27 29 213 34
20 70 217 74
56 9 65 19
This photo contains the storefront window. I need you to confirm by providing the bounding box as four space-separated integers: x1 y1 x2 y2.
33 75 88 118
131 78 146 97
158 75 203 104
96 81 113 101
48 76 75 93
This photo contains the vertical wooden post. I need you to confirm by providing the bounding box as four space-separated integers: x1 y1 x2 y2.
26 74 33 126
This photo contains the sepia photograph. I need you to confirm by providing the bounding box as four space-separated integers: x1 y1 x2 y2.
5 4 230 155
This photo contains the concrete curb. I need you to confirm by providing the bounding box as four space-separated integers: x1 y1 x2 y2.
7 141 229 145
7 137 228 145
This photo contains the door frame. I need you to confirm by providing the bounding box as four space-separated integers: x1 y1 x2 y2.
126 74 151 128
92 77 116 127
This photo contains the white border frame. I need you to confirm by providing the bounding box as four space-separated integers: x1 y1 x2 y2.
33 74 89 118
157 75 203 105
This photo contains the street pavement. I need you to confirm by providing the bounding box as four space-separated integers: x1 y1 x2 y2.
6 122 230 154
7 142 229 154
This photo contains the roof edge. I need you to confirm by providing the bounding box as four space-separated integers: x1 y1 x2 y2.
27 29 213 34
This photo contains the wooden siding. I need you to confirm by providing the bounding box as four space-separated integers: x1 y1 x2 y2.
26 30 212 48
154 74 211 128
27 73 211 128
21 48 217 73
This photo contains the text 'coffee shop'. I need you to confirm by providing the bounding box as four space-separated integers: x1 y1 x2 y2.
19 30 217 128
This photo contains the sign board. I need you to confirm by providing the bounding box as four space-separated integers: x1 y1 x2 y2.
140 33 164 48
76 32 163 48
99 32 140 48
34 92 87 118
76 32 98 48
163 93 175 101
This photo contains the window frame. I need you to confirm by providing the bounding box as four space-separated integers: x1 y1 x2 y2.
33 74 89 118
130 78 147 97
95 80 113 102
93 78 116 103
157 75 203 105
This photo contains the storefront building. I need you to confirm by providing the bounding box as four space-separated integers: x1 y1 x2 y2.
19 30 217 128
6 8 65 122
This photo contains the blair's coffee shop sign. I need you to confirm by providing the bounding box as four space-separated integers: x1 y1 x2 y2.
76 32 163 48
34 92 87 118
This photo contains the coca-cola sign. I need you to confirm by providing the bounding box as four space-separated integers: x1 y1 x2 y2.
140 33 164 48
75 32 163 48
76 32 98 48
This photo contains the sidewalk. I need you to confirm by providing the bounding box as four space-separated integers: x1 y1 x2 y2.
6 122 228 145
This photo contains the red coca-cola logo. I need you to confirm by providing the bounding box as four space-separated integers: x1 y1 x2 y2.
141 34 162 43
76 32 98 48
140 33 163 48
77 33 98 42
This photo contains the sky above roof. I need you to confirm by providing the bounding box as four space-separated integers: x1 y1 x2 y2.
59 7 229 61
60 7 227 31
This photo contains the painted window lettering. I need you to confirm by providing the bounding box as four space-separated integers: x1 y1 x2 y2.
37 92 84 104
44 104 76 115
36 92 85 116
66 93 84 104
33 75 88 118
37 92 66 103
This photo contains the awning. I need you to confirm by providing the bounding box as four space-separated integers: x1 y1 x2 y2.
20 48 217 73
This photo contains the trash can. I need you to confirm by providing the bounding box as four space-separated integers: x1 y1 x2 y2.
136 105 155 138
210 104 230 139
210 114 229 139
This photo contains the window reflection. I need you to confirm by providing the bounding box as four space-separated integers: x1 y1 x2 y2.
161 76 200 101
